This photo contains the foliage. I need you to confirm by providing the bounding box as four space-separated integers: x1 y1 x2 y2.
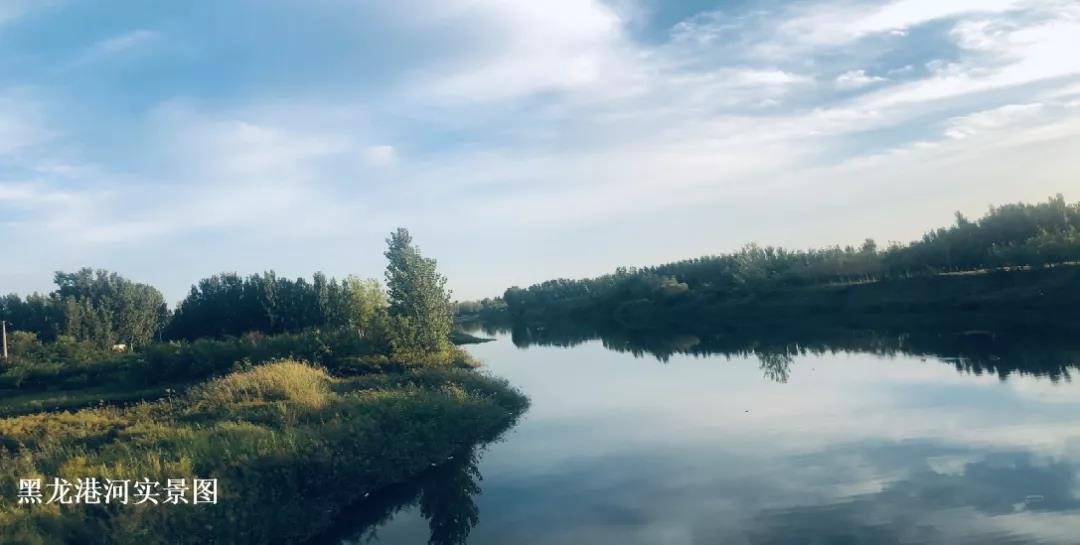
0 269 167 348
165 271 388 341
341 276 389 337
384 228 454 355
454 297 510 322
2 229 455 367
502 195 1080 322
883 194 1080 273
0 327 477 398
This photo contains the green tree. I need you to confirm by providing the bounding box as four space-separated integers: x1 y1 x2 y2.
52 268 167 348
384 228 454 355
341 276 389 335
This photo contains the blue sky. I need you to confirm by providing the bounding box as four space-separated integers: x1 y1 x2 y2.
2 0 1079 302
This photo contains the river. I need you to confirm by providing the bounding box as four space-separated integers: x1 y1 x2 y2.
317 321 1080 544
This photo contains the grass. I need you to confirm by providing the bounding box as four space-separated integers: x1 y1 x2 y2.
0 385 175 418
0 360 528 545
0 328 400 393
189 361 331 410
0 328 489 418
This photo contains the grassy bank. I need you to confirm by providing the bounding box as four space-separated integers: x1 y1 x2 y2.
0 328 480 415
0 360 528 545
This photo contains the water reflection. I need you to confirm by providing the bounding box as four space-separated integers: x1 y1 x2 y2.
461 440 1080 545
745 447 1080 544
467 315 1080 382
329 316 1080 545
316 448 483 545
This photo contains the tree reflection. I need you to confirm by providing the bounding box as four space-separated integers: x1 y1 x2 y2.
757 352 793 383
467 314 1080 383
420 450 482 545
321 448 484 545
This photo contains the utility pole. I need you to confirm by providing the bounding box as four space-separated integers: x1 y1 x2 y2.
1 320 8 360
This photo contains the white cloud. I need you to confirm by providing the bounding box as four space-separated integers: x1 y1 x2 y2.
91 29 158 55
835 69 887 90
3 0 1080 299
363 145 398 167
0 0 54 27
863 4 1080 109
771 0 1023 53
146 102 352 180
0 94 52 155
0 182 71 204
669 10 745 47
944 103 1045 139
254 0 1080 243
2 101 376 249
413 0 632 102
850 0 1022 36
73 29 159 65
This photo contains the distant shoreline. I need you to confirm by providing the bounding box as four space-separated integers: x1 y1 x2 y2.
496 264 1080 330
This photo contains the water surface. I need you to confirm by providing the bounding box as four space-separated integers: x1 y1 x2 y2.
320 323 1080 545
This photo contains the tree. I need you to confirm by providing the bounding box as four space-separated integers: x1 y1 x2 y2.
167 271 391 340
341 276 388 335
500 195 1080 322
384 228 454 355
51 268 167 348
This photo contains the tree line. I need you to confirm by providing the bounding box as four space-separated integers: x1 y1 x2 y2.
0 228 454 356
499 195 1080 320
1 270 167 348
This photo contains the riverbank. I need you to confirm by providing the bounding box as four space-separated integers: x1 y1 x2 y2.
487 197 1080 329
450 329 497 345
528 264 1080 329
0 360 527 545
694 263 1080 319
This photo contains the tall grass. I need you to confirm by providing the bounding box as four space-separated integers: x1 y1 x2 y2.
0 360 528 545
190 361 331 410
0 328 479 405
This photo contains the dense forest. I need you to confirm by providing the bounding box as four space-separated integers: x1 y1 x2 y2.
493 195 1080 324
1 229 455 360
0 270 167 348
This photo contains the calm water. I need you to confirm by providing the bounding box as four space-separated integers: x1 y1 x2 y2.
319 323 1080 545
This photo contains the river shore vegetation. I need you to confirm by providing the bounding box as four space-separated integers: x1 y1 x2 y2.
0 229 528 545
486 195 1080 327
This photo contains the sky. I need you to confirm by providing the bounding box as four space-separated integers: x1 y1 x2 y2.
1 0 1079 303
